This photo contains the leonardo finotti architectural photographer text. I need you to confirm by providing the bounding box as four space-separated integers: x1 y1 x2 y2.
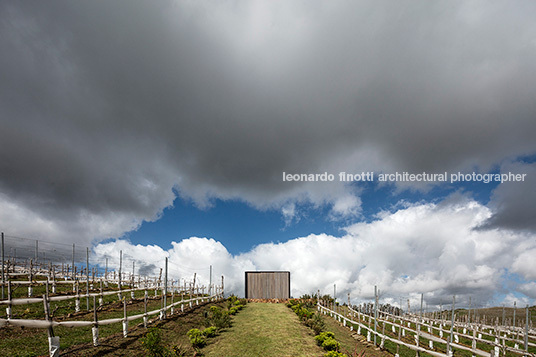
282 171 527 184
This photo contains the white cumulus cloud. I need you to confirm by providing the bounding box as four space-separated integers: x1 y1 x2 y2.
92 197 536 308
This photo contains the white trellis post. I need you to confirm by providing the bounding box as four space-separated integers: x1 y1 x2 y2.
131 260 135 300
163 257 168 319
92 296 99 347
122 298 128 338
118 250 122 301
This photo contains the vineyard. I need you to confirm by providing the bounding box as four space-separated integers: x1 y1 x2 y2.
318 292 536 357
0 233 223 356
2 233 536 357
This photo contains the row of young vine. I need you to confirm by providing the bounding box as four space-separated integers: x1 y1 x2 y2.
141 295 247 357
287 296 365 357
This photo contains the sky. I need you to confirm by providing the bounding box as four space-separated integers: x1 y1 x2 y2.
1 1 536 309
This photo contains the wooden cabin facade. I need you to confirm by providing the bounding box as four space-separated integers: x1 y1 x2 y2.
244 271 291 299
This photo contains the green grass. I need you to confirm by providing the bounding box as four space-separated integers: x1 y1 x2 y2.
202 302 325 357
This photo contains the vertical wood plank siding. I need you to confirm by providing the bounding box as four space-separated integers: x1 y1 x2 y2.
244 271 290 299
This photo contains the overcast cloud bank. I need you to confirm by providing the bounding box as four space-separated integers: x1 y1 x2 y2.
2 1 536 246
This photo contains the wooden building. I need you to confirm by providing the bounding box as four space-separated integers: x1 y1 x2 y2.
244 271 291 299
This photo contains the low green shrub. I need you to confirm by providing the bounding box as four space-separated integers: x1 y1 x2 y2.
288 299 325 335
205 306 232 329
187 328 207 348
322 337 341 351
297 306 313 320
315 331 336 346
287 299 299 307
305 312 326 335
227 295 248 308
299 295 317 308
202 326 218 338
141 327 166 357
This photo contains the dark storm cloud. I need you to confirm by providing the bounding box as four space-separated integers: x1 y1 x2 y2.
481 162 536 231
1 1 536 242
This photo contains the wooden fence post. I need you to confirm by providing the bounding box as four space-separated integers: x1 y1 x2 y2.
122 298 128 338
374 286 378 346
99 280 103 306
163 257 167 318
75 280 80 313
51 264 56 294
28 259 33 297
1 232 4 301
448 295 455 357
86 248 89 311
71 244 75 281
92 295 99 346
524 305 529 354
72 271 76 293
143 290 148 328
170 280 174 315
118 250 122 301
181 280 185 312
131 261 135 300
6 281 12 319
43 291 59 357
396 320 402 357
381 318 385 349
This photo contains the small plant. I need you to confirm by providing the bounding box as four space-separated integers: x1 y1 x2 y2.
297 306 313 320
141 327 166 357
226 296 248 308
322 337 341 351
288 300 314 321
299 294 318 308
205 306 232 329
315 331 336 346
287 299 299 307
187 328 207 348
305 312 326 335
227 295 238 309
202 326 218 338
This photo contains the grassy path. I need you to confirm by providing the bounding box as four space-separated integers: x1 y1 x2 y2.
202 302 325 357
